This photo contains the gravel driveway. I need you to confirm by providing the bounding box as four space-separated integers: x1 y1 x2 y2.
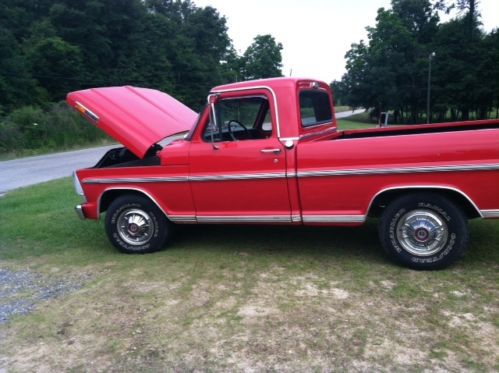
0 268 88 324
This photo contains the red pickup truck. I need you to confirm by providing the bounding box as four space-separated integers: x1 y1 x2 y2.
68 78 499 269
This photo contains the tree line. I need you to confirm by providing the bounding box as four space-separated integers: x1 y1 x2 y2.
0 0 283 154
332 0 499 123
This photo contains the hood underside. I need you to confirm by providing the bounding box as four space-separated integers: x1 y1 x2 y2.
67 86 197 158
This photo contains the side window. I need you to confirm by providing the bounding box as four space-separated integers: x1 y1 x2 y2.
299 90 332 127
203 96 272 142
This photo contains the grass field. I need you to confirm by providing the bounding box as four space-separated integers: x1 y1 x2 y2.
0 178 498 371
334 105 352 113
337 112 378 130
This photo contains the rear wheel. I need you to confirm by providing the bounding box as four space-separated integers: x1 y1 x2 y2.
105 194 171 254
378 193 468 270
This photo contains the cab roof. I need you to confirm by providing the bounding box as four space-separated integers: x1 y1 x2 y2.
211 77 325 92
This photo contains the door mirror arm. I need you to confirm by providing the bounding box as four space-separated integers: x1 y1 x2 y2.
209 101 219 150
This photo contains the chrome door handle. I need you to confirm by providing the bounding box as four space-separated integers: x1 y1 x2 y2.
260 148 281 154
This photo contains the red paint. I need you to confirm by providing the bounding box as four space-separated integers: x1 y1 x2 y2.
67 86 197 158
69 78 499 224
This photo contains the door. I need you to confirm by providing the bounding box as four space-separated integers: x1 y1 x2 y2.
189 92 292 223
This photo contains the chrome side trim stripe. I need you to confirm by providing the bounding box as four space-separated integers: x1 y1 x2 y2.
84 172 287 184
189 172 286 182
83 163 499 185
302 215 366 223
86 176 188 184
173 214 369 224
196 215 292 223
298 163 499 178
481 209 499 218
169 215 197 223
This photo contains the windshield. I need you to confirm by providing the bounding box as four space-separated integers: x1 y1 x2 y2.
158 131 190 148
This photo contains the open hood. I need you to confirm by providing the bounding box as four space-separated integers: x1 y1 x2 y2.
67 86 197 158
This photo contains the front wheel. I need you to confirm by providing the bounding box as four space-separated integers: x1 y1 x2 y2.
378 193 469 270
105 194 171 254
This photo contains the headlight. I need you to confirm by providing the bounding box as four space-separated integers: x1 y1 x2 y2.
73 171 84 196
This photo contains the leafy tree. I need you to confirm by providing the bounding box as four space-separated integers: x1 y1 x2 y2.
337 0 496 123
28 37 84 101
241 34 283 80
0 27 37 112
0 0 284 115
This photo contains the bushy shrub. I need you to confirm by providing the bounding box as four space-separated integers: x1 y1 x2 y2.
0 102 108 155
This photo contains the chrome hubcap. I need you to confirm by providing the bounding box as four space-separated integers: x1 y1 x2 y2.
117 208 154 246
396 209 448 256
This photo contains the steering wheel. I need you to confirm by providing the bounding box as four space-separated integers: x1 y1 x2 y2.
227 119 250 141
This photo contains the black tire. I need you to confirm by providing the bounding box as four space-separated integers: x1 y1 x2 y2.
378 192 468 270
105 194 171 254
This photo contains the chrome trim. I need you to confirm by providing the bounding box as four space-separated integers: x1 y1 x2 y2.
260 148 282 154
297 163 499 178
300 126 337 140
291 215 302 222
73 171 84 196
190 172 286 182
366 185 483 218
214 94 267 101
116 208 155 246
75 204 85 220
97 187 170 220
210 85 282 138
196 215 292 223
481 209 499 218
85 172 289 185
84 176 188 184
169 215 197 223
88 163 496 186
302 215 366 223
396 209 448 256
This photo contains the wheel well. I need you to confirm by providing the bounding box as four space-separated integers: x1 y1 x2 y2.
99 189 162 216
367 188 481 219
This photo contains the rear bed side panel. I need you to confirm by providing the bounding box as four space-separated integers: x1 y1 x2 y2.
296 128 499 223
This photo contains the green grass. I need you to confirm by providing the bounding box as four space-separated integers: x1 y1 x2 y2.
337 111 379 130
0 179 498 371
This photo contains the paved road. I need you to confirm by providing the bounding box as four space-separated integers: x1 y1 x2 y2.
0 145 116 194
336 108 365 119
0 109 365 194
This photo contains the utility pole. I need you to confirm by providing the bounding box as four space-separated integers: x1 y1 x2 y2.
426 52 435 124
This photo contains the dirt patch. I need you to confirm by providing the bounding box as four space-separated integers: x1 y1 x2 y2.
1 261 498 371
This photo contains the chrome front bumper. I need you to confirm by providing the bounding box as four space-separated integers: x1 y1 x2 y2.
75 204 86 220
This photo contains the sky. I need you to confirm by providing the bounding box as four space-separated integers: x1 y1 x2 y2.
193 0 499 83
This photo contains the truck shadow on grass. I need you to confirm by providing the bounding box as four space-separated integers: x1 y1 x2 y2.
167 219 497 270
174 221 382 258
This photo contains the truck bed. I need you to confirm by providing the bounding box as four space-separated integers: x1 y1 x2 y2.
336 119 499 140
